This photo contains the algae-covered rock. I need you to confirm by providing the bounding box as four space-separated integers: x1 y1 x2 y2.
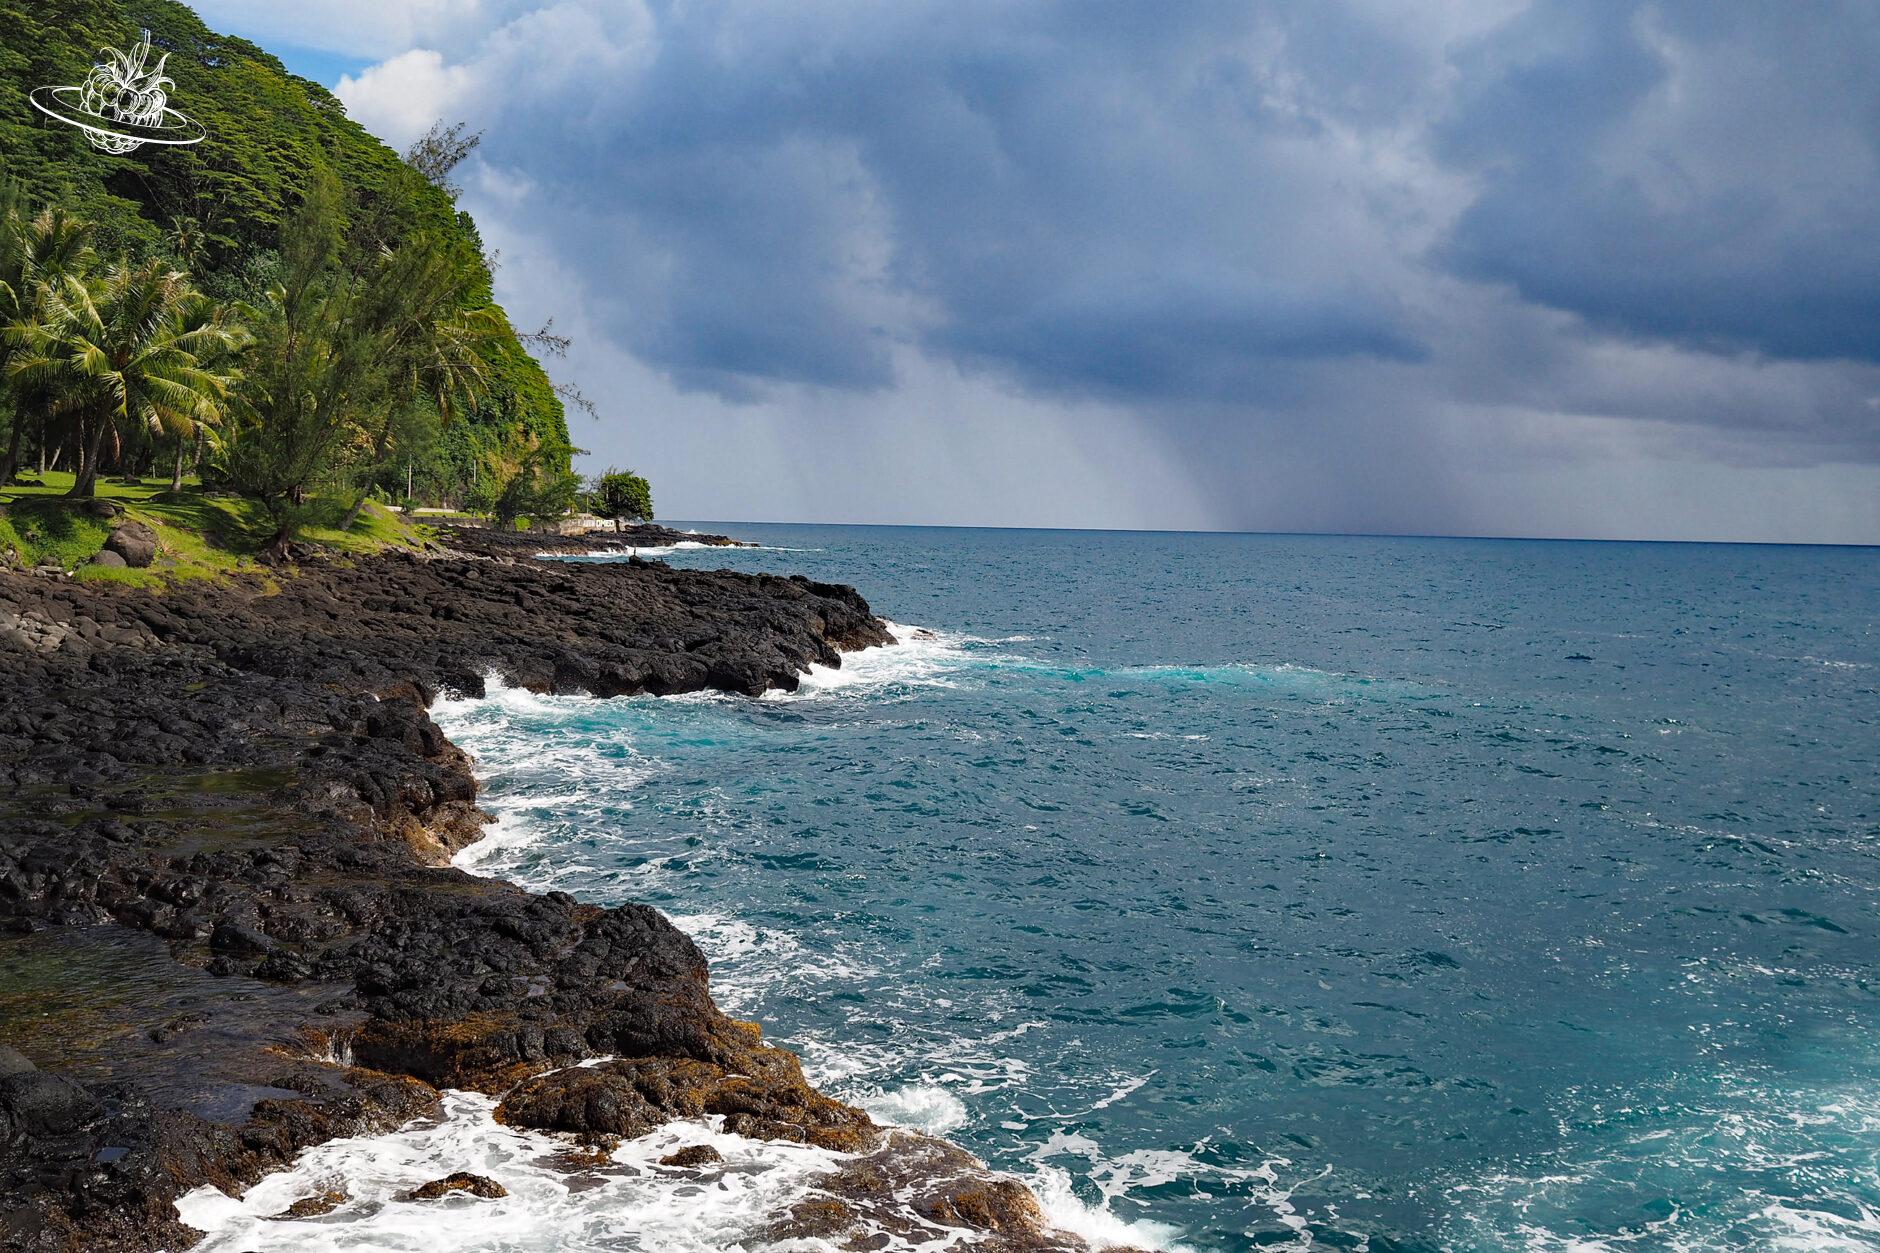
400 1172 507 1201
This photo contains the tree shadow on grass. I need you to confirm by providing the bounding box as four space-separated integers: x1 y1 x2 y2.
2 499 109 566
140 491 275 555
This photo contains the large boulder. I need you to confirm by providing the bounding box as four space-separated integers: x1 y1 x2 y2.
494 1044 875 1151
104 521 159 568
88 549 128 569
0 1067 101 1140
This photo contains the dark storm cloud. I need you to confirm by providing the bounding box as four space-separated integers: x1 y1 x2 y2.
430 1 1446 401
318 0 1880 540
1437 1 1880 363
347 0 1880 393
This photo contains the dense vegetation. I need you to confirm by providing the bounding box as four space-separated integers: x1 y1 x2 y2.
591 468 653 530
0 0 577 527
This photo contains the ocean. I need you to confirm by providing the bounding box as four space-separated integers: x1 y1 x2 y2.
182 525 1880 1252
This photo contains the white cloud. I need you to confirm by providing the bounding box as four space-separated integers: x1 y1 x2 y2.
336 49 472 147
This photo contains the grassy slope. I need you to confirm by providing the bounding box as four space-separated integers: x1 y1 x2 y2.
0 473 430 586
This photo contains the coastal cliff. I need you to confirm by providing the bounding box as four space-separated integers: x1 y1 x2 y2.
0 533 1118 1251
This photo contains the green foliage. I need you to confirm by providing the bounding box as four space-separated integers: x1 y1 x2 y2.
492 443 582 529
589 468 653 527
0 470 432 579
10 254 242 496
216 173 367 538
0 0 570 498
0 1 454 284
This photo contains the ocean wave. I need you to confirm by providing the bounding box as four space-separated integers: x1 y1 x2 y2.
855 1083 971 1135
1029 1165 1200 1253
433 677 664 885
1437 1071 1880 1252
763 620 985 699
537 540 714 559
421 643 1326 1251
540 541 823 560
668 911 881 1017
175 1090 851 1253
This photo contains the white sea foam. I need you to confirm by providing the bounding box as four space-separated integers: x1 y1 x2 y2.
1438 1074 1880 1252
669 911 881 1017
540 541 824 560
433 677 662 883
1763 1200 1880 1251
766 620 978 698
857 1083 971 1135
416 647 1211 1253
535 540 715 559
1028 1165 1199 1252
176 1090 853 1253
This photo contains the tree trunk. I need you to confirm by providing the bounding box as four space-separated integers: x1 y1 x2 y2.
70 415 90 490
67 411 111 498
0 412 24 485
38 415 48 475
263 514 296 559
170 435 187 492
339 494 368 532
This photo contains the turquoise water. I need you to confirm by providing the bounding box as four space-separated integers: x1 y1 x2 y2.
442 526 1880 1251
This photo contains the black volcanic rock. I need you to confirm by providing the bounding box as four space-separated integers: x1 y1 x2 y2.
0 530 1098 1253
0 536 889 1249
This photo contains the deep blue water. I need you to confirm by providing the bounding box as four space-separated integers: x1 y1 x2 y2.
441 526 1880 1251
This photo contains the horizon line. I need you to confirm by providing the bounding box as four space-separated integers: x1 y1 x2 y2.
660 518 1880 551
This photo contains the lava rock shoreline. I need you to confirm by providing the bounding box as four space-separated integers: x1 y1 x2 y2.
0 527 1122 1251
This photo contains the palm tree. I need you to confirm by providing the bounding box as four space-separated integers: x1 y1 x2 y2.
0 194 97 484
336 233 502 530
11 259 241 498
152 290 246 490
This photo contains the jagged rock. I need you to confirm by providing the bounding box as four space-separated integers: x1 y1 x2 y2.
795 1129 1128 1252
658 1144 722 1168
494 1041 875 1152
268 1188 347 1219
401 1172 507 1201
549 1137 620 1170
0 535 890 1247
0 1068 102 1139
769 1198 858 1240
0 532 1082 1253
209 920 275 957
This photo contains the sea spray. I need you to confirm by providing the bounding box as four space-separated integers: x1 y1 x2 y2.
176 1093 851 1252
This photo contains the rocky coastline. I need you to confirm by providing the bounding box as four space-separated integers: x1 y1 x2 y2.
509 520 758 555
0 528 1118 1252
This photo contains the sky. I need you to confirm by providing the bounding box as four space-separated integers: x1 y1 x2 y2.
193 1 1880 543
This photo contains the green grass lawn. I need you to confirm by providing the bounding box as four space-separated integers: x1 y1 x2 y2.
0 472 433 584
